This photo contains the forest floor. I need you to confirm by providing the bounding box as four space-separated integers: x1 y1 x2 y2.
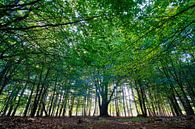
0 116 195 129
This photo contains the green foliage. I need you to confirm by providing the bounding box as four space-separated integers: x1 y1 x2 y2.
0 0 194 116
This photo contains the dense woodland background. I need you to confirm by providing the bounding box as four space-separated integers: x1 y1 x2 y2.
0 0 194 117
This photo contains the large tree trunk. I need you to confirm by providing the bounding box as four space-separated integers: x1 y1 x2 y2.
94 70 118 117
99 101 109 117
98 83 110 117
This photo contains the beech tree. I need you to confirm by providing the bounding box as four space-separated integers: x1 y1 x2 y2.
0 0 194 117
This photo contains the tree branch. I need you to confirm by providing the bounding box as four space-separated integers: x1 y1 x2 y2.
0 0 41 9
0 16 100 31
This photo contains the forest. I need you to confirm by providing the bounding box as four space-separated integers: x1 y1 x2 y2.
0 0 195 129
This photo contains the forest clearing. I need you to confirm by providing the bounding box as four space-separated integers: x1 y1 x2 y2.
0 0 195 128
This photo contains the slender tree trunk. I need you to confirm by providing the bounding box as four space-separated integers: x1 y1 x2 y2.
11 82 28 116
83 95 87 116
168 93 183 116
62 93 69 116
51 92 59 116
135 79 147 117
93 95 97 116
168 60 194 115
56 93 63 116
76 98 80 116
69 96 75 117
128 86 133 116
1 86 19 116
23 77 36 116
7 88 20 116
115 99 120 116
48 79 57 116
122 86 127 117
131 87 139 115
30 66 43 117
58 89 67 116
88 98 92 116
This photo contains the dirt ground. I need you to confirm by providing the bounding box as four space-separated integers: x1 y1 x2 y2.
0 116 194 129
